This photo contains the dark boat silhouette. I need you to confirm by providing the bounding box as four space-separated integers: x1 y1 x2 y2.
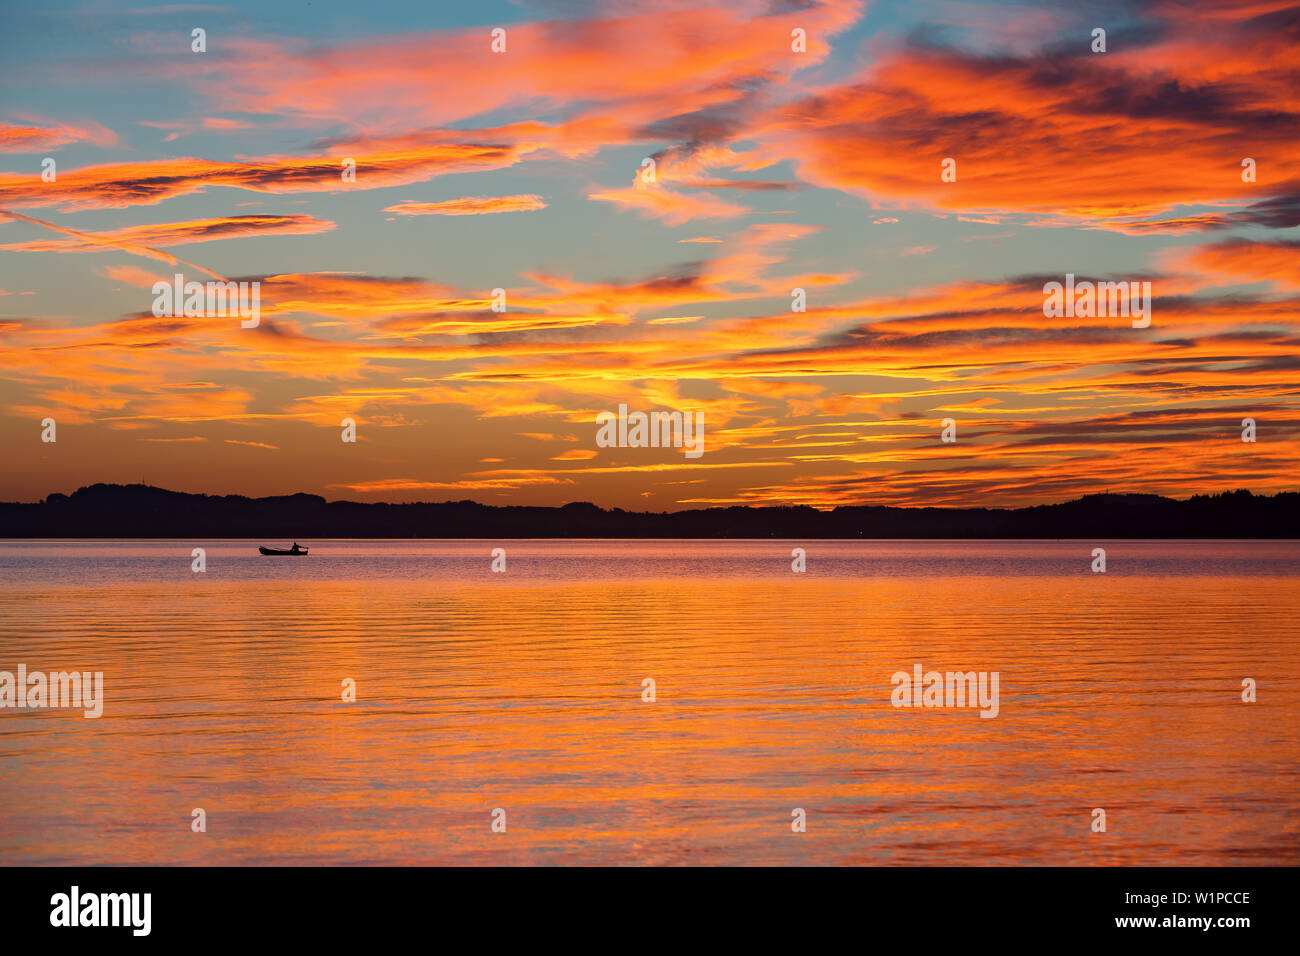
259 543 308 556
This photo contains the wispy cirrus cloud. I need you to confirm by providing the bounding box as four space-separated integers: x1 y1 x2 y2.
384 195 548 216
0 141 540 211
587 181 750 224
0 119 117 153
0 213 334 252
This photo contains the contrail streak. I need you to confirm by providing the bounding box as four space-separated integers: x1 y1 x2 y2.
0 207 228 281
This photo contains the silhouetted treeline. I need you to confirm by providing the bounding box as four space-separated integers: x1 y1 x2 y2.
0 484 1296 538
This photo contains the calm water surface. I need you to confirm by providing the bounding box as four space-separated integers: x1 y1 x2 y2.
0 539 1297 865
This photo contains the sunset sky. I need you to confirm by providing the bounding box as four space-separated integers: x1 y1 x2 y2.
2 0 1297 509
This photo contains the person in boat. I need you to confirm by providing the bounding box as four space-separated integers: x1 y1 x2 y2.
290 542 302 554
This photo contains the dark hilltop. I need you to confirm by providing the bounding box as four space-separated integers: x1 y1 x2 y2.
1 483 1297 538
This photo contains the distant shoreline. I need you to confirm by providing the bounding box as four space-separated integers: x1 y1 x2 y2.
2 483 1297 539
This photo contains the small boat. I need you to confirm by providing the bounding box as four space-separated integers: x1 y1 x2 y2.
259 544 308 556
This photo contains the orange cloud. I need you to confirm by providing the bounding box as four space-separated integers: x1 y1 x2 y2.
0 214 334 252
179 3 862 132
745 14 1300 226
588 182 749 224
384 195 547 216
1169 239 1300 291
0 120 117 153
0 141 537 211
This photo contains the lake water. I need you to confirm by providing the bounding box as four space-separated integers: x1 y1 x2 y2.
0 539 1297 865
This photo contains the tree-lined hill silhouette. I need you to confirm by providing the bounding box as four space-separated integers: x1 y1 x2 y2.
1 484 1296 538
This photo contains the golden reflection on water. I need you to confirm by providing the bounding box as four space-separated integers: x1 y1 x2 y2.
0 540 1297 865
